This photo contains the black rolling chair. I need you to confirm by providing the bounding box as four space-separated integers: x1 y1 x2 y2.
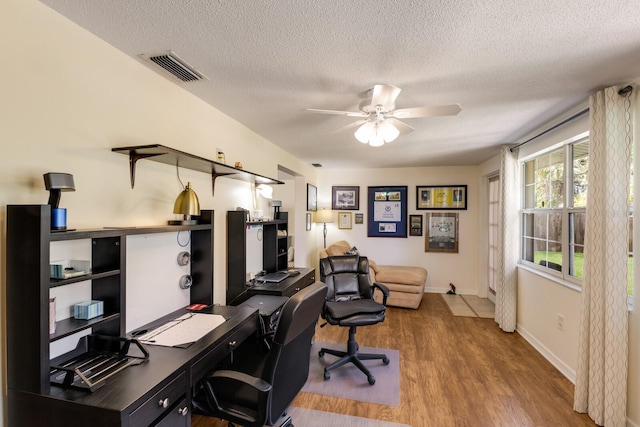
192 282 327 427
319 255 390 385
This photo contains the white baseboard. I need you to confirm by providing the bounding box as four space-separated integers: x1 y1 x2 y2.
516 323 576 383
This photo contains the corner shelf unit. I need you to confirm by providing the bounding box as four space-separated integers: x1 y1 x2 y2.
5 205 214 395
112 144 284 195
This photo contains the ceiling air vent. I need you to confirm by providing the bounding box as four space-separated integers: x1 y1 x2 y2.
140 51 207 82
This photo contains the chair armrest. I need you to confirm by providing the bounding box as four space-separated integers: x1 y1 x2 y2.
194 370 272 422
209 369 272 393
373 282 390 306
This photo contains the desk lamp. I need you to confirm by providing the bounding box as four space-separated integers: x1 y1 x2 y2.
169 182 200 225
44 172 75 231
314 208 334 248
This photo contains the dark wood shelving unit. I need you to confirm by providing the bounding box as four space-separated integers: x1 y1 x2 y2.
50 313 121 342
6 205 214 397
49 270 121 288
112 144 284 195
226 210 293 305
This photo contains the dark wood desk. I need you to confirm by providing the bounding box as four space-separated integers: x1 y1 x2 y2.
8 305 258 427
249 267 316 298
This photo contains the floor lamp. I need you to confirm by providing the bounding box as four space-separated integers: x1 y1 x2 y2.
314 209 334 248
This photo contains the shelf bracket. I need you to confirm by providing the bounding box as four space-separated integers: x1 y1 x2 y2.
128 152 164 189
211 172 235 196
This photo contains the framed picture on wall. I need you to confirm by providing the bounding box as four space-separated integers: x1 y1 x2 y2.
306 212 312 231
332 186 360 210
338 212 352 229
307 184 317 211
367 186 408 238
409 214 423 236
425 212 459 253
416 185 467 210
354 213 364 224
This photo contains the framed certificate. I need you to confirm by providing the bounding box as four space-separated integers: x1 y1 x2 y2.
367 186 408 238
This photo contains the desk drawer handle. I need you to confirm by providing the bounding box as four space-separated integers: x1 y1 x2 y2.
229 340 238 364
178 406 189 416
159 397 169 408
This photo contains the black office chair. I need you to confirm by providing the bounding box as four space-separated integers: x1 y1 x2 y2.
192 282 327 427
319 255 390 385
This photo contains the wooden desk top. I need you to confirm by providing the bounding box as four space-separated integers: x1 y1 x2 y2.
12 305 258 424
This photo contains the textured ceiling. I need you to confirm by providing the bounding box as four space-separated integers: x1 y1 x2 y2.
39 0 640 169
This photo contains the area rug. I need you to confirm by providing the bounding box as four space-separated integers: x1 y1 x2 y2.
441 294 495 318
302 341 400 406
287 407 409 427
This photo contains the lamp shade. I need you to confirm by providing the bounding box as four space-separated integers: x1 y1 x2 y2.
314 209 334 223
173 182 200 216
379 120 400 142
354 122 375 144
43 172 75 209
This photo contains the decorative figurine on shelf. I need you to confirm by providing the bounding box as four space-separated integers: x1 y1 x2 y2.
234 161 243 169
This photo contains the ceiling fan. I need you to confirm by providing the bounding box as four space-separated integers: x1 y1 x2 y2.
307 84 461 147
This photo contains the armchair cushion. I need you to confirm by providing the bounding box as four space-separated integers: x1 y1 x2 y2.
325 240 352 256
374 265 427 287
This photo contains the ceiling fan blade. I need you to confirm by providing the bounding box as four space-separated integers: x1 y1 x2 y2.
370 84 402 110
306 108 368 118
387 118 414 134
330 119 368 134
392 104 462 118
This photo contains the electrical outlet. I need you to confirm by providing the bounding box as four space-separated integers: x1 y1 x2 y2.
557 314 564 331
216 147 225 163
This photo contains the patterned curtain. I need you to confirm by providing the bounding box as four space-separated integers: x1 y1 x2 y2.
573 86 632 426
495 146 519 332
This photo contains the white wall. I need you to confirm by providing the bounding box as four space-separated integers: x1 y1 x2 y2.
0 0 317 424
517 268 582 380
317 166 480 294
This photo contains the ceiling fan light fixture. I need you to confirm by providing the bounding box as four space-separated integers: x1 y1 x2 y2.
379 120 400 143
354 120 398 146
355 122 374 143
369 134 385 147
308 84 461 147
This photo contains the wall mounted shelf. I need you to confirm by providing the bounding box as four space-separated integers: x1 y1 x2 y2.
112 144 284 195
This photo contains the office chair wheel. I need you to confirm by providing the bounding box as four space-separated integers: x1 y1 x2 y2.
324 371 331 381
367 375 376 385
383 356 390 365
319 350 325 357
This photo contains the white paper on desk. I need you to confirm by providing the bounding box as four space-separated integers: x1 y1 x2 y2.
138 313 226 347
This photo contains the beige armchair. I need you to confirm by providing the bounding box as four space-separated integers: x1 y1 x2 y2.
319 241 427 309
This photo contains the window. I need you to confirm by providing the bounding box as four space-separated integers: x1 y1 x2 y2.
521 139 588 282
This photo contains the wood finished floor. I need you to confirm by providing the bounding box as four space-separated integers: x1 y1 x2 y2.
192 293 596 427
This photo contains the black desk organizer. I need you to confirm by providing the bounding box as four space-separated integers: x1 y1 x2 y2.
49 335 149 392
